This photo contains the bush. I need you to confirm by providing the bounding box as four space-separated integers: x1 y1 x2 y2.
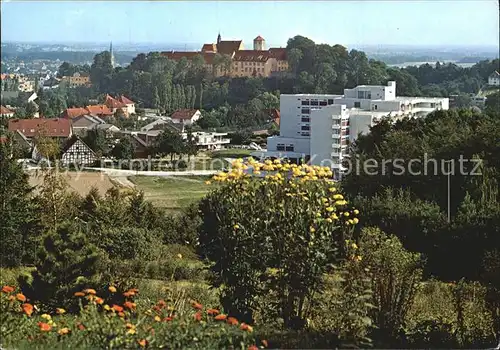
357 227 423 344
18 222 109 312
199 159 359 327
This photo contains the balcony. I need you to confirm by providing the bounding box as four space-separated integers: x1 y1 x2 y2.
332 124 341 129
332 133 341 139
331 150 341 157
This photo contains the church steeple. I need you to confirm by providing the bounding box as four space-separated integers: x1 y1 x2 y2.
217 32 221 45
109 41 115 68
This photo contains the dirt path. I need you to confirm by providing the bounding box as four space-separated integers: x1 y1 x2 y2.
28 171 117 196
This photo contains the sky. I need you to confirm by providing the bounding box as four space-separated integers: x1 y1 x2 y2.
1 0 499 48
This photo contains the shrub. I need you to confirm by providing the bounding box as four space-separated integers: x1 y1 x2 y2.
199 159 359 327
18 222 109 312
357 227 423 343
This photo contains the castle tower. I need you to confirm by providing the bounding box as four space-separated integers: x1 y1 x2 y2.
109 41 115 68
253 35 265 51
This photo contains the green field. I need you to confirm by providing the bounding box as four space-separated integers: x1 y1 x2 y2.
129 176 211 212
208 148 254 159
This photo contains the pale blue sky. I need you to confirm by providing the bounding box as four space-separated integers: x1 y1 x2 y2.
1 1 499 48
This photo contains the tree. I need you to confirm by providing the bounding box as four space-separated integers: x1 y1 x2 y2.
13 107 26 119
25 101 38 118
19 221 107 311
152 86 160 111
111 137 135 160
184 126 198 161
83 129 107 157
0 139 40 267
153 130 185 161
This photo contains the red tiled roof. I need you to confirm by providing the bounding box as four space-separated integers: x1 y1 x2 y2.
63 107 88 119
201 43 217 52
171 109 199 120
86 104 114 116
118 95 134 105
1 105 14 115
268 48 287 61
233 50 271 62
216 40 242 55
8 118 72 138
104 94 126 109
254 35 265 41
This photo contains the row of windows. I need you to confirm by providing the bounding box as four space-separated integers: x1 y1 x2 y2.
301 99 335 106
276 144 295 152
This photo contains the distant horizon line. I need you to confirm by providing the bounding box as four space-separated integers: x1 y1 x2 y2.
2 40 499 50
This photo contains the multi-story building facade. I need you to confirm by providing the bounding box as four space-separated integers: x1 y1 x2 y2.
256 81 449 178
161 33 288 78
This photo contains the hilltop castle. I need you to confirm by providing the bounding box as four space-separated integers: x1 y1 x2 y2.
161 33 289 78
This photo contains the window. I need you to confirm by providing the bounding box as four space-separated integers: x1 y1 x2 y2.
319 100 327 106
332 120 340 125
310 100 319 106
354 102 361 108
301 116 310 122
276 144 285 151
328 99 334 105
301 125 310 131
301 132 310 136
301 108 310 114
374 105 378 110
285 144 294 152
332 129 340 135
301 100 310 106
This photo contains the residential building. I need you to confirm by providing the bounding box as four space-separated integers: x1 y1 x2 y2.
60 135 96 166
103 94 136 116
257 81 449 179
71 115 106 135
488 71 500 86
8 118 72 141
161 33 288 78
61 72 91 88
141 117 183 133
188 132 230 150
1 105 15 118
170 109 201 126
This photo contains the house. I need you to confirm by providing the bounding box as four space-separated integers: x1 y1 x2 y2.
71 115 106 135
91 123 120 138
111 134 149 159
141 117 183 133
170 109 201 126
60 73 91 88
85 104 114 118
8 118 72 142
488 71 500 86
1 105 15 118
42 77 61 90
103 94 136 117
188 132 230 150
60 135 96 166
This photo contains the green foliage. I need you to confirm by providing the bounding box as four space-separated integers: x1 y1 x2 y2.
18 222 108 311
0 141 40 267
111 136 135 160
357 227 423 342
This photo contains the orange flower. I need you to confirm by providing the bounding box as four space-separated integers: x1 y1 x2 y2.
248 346 258 350
123 301 136 310
194 311 202 321
118 311 125 318
16 293 26 302
58 327 70 335
214 314 227 321
227 316 239 326
240 323 253 332
129 288 139 294
157 299 166 308
1 285 14 293
164 316 173 322
125 322 135 329
206 308 220 316
94 297 104 305
138 339 147 347
37 322 52 332
74 292 85 297
77 323 86 331
22 303 34 316
191 301 203 310
261 340 269 348
108 286 117 293
8 295 15 302
84 288 96 295
123 291 135 298
56 308 66 314
112 304 124 312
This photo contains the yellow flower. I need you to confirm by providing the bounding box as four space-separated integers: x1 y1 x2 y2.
104 304 111 311
344 212 350 217
177 253 183 259
127 328 136 335
205 181 211 185
41 314 51 321
328 187 337 193
353 218 359 224
309 226 316 233
355 255 363 262
353 209 359 215
326 206 334 212
333 194 344 200
351 243 358 249
326 218 333 223
316 212 322 218
58 327 70 335
321 198 328 203
56 308 66 315
154 315 161 322
233 224 239 230
254 171 261 175
108 286 117 293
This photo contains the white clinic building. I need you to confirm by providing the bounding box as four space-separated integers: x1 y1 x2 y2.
254 81 449 178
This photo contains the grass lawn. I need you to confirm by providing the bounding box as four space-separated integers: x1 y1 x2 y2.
208 148 254 159
129 176 211 212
